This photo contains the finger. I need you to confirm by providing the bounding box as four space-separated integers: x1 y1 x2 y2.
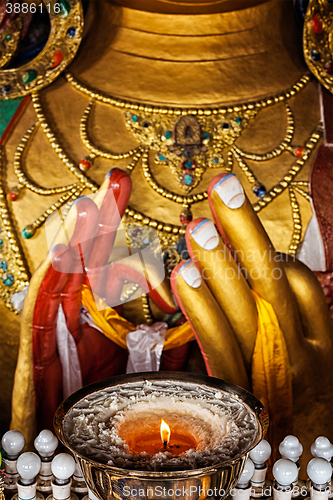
88 168 132 269
32 244 73 432
33 244 73 367
282 255 332 344
61 197 99 339
209 173 304 361
103 259 176 313
186 218 257 370
171 260 250 389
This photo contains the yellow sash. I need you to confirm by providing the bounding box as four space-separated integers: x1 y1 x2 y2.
251 291 293 459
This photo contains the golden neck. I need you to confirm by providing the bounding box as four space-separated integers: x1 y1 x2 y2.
72 0 306 107
113 0 269 15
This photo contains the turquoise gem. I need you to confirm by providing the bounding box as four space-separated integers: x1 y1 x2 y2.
183 174 193 186
59 0 71 17
158 154 166 161
3 274 14 287
185 160 192 169
0 240 3 249
0 260 8 272
236 117 242 124
132 115 138 122
203 131 210 140
213 157 219 164
165 131 172 139
143 237 150 245
22 226 34 239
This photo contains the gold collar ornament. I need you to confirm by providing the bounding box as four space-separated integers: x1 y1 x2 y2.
0 78 322 313
0 0 83 99
303 0 333 93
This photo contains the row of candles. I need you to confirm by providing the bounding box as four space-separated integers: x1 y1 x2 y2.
1 428 333 500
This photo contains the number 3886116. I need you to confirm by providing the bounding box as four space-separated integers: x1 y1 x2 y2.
5 2 62 14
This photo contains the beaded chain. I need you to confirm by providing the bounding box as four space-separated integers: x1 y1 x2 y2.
0 72 323 320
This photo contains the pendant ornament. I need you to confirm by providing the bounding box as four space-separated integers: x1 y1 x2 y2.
125 110 258 192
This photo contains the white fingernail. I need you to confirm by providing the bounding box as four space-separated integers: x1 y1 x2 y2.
180 261 201 289
191 219 219 250
214 174 245 209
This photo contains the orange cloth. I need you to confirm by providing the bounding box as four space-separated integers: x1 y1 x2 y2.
81 284 194 351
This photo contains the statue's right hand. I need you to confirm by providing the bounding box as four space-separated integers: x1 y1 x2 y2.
30 168 132 432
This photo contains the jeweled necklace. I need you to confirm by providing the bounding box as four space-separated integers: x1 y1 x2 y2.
0 73 322 314
64 71 318 228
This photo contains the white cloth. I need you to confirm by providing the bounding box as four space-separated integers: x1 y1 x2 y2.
297 209 326 272
126 322 167 373
56 304 83 399
11 285 29 313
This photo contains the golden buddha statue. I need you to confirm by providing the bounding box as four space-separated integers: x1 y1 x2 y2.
0 0 332 466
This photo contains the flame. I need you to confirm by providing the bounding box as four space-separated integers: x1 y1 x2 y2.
160 419 171 445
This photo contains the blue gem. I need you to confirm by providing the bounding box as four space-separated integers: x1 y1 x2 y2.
213 157 219 164
2 85 11 95
165 131 172 139
253 184 267 198
222 123 230 129
185 160 193 169
131 115 138 122
67 27 76 38
236 117 242 124
3 274 14 287
0 260 8 272
311 50 321 61
158 154 166 161
203 131 210 140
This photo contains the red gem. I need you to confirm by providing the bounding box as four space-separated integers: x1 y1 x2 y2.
180 209 193 225
294 147 306 158
7 187 19 201
79 158 92 171
324 61 332 74
50 50 63 68
311 13 323 34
